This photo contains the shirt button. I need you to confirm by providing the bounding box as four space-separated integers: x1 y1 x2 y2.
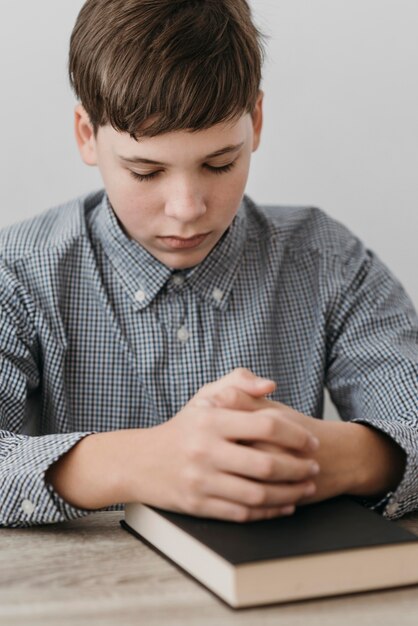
172 275 185 286
21 499 36 515
386 502 400 516
212 288 224 302
177 326 190 342
134 289 146 303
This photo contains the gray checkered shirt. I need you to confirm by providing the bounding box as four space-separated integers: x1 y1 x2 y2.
1 190 417 527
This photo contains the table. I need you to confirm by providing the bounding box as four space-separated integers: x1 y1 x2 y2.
1 511 418 626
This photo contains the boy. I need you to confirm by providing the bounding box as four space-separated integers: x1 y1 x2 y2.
0 0 416 528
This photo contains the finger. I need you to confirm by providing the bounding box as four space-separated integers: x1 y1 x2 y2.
213 407 319 453
214 440 320 482
196 368 277 400
194 386 269 412
202 472 316 508
182 496 296 523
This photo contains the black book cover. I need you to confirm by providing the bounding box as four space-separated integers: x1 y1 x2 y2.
121 496 417 565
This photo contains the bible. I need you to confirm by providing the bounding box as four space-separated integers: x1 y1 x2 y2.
121 496 418 608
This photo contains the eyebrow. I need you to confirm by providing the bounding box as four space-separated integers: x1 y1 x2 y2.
118 141 245 166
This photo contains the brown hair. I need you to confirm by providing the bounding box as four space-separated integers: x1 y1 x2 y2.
69 0 267 139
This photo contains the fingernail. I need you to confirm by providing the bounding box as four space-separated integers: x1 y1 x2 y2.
309 436 320 451
256 378 275 387
281 505 295 516
310 462 320 475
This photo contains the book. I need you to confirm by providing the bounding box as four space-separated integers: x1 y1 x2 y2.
121 496 418 608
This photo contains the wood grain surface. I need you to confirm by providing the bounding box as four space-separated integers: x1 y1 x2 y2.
1 511 418 626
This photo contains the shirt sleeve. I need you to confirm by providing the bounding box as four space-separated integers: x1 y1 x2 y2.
324 234 418 520
0 260 98 527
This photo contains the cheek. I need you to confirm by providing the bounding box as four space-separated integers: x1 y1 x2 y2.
231 154 251 189
105 169 152 209
217 163 250 208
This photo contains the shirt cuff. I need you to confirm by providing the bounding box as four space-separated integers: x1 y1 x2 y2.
1 431 98 526
351 414 418 519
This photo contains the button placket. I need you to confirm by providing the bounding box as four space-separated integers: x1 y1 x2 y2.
177 326 190 343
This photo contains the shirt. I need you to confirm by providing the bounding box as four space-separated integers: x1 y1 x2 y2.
0 189 417 527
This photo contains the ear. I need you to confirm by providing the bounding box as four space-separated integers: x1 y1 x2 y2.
251 90 264 152
74 104 98 166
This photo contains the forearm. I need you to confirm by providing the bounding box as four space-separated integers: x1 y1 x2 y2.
256 408 407 504
301 420 407 503
344 421 406 498
45 429 148 510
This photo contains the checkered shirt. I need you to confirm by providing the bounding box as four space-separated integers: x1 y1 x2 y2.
0 189 417 527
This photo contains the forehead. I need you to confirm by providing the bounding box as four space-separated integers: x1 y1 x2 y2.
97 114 251 162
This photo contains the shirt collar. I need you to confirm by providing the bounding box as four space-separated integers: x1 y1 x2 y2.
91 192 248 311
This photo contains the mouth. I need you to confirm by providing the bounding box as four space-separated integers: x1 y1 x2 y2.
158 233 210 250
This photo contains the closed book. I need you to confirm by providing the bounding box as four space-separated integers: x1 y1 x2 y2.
121 496 418 608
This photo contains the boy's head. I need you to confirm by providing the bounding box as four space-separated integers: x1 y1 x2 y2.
69 0 266 269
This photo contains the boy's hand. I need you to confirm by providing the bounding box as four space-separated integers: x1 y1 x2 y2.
124 369 320 522
249 406 406 505
198 375 386 504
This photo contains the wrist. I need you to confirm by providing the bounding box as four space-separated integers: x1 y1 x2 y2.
45 429 144 510
344 422 406 498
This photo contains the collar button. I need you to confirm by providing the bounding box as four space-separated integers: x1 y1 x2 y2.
135 289 146 303
172 275 185 286
212 288 224 302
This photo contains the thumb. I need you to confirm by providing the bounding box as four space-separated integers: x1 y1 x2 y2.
193 368 277 404
235 368 276 397
249 376 277 397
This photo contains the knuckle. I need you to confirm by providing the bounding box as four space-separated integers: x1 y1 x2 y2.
298 430 311 449
271 406 285 420
182 465 204 492
258 414 276 439
224 387 240 404
298 481 314 498
182 466 195 489
187 441 207 463
234 367 252 378
247 486 268 506
304 433 315 450
234 506 252 523
195 411 210 431
185 493 202 515
257 456 276 480
207 393 221 406
295 463 309 480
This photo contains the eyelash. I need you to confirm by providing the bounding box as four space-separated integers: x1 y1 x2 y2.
129 160 237 183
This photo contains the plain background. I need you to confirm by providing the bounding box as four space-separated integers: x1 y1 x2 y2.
0 1 417 420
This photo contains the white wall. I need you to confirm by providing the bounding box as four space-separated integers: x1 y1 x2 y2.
1 1 417 417
248 0 418 307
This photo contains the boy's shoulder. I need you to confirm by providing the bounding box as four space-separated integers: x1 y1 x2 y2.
245 196 357 256
0 190 105 264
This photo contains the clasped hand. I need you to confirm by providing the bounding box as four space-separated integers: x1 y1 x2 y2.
133 367 358 523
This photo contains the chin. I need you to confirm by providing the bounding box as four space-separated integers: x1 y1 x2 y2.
166 252 206 270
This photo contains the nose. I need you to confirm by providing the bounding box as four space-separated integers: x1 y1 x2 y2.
164 181 206 223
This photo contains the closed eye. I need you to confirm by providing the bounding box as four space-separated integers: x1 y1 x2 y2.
129 160 237 183
206 161 236 175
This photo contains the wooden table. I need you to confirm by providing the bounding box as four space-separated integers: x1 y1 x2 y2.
1 511 418 626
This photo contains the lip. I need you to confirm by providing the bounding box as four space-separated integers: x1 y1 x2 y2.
158 233 210 250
